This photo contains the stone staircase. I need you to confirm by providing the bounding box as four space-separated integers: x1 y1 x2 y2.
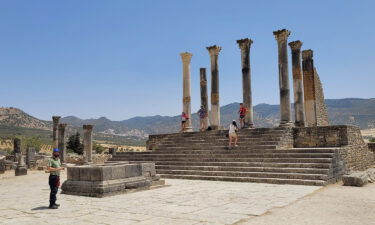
110 128 342 186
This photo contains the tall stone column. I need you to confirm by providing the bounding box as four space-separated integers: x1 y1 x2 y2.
206 45 222 130
289 41 306 127
180 52 193 132
52 116 61 148
273 29 292 126
13 138 21 162
83 125 94 164
237 38 254 128
200 68 209 129
58 123 67 163
302 49 316 126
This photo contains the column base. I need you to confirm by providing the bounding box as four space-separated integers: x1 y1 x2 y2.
182 127 194 132
279 121 294 127
244 124 255 129
294 121 306 127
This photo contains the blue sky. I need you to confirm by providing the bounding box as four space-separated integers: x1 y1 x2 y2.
0 0 374 120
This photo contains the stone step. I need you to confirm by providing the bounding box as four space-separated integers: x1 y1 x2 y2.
157 169 328 180
113 157 332 163
159 174 326 186
157 145 278 150
152 149 336 154
156 165 329 174
121 161 332 169
114 153 334 159
117 149 336 155
158 139 279 147
165 135 284 141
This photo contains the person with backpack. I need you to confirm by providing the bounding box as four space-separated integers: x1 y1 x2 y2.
197 106 207 131
47 148 65 209
180 112 189 132
238 103 247 129
228 120 239 149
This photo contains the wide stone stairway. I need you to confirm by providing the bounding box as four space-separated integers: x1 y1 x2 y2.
110 128 341 186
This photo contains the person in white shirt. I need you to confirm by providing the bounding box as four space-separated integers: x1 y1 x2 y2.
228 120 238 149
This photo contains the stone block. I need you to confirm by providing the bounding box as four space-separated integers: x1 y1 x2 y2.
111 165 125 180
15 166 27 176
125 164 142 178
90 167 104 181
342 172 368 187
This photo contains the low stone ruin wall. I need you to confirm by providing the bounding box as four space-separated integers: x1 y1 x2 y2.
368 143 375 153
294 125 375 171
61 162 164 197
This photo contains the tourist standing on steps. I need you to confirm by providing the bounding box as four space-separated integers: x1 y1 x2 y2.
47 148 65 209
238 103 247 129
228 120 239 149
180 112 189 132
197 106 207 131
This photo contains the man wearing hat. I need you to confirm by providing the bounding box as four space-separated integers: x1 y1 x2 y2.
47 148 65 209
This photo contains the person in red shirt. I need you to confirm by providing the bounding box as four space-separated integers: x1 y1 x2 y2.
238 103 247 129
180 112 189 132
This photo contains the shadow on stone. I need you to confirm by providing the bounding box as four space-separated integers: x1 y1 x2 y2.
31 206 50 211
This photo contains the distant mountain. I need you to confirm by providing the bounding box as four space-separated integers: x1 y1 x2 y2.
0 107 51 130
1 98 375 138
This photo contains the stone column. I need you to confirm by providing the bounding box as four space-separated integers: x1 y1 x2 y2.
58 123 67 163
180 52 193 132
52 116 61 148
26 147 36 169
273 29 292 126
83 125 94 164
237 38 254 128
289 41 306 127
15 153 27 176
302 49 316 126
206 45 222 130
200 68 209 130
12 138 21 162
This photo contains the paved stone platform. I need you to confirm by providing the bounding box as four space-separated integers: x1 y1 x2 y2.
0 171 319 224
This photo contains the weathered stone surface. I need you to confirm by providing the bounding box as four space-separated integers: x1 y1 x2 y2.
342 172 368 187
207 45 222 130
302 50 329 127
273 29 292 126
83 124 94 163
368 143 375 153
58 123 67 163
180 52 193 132
15 166 27 176
52 116 60 148
237 38 254 128
62 162 163 197
0 158 5 174
294 125 375 171
26 147 36 168
289 40 306 127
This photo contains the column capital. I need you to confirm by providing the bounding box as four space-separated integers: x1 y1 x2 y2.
236 38 253 50
83 124 94 131
273 29 291 42
206 45 222 56
302 49 314 60
288 40 303 51
58 123 67 129
52 116 61 123
180 52 192 63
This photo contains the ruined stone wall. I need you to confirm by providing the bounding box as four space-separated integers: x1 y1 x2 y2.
368 143 375 153
314 69 330 126
294 125 375 171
